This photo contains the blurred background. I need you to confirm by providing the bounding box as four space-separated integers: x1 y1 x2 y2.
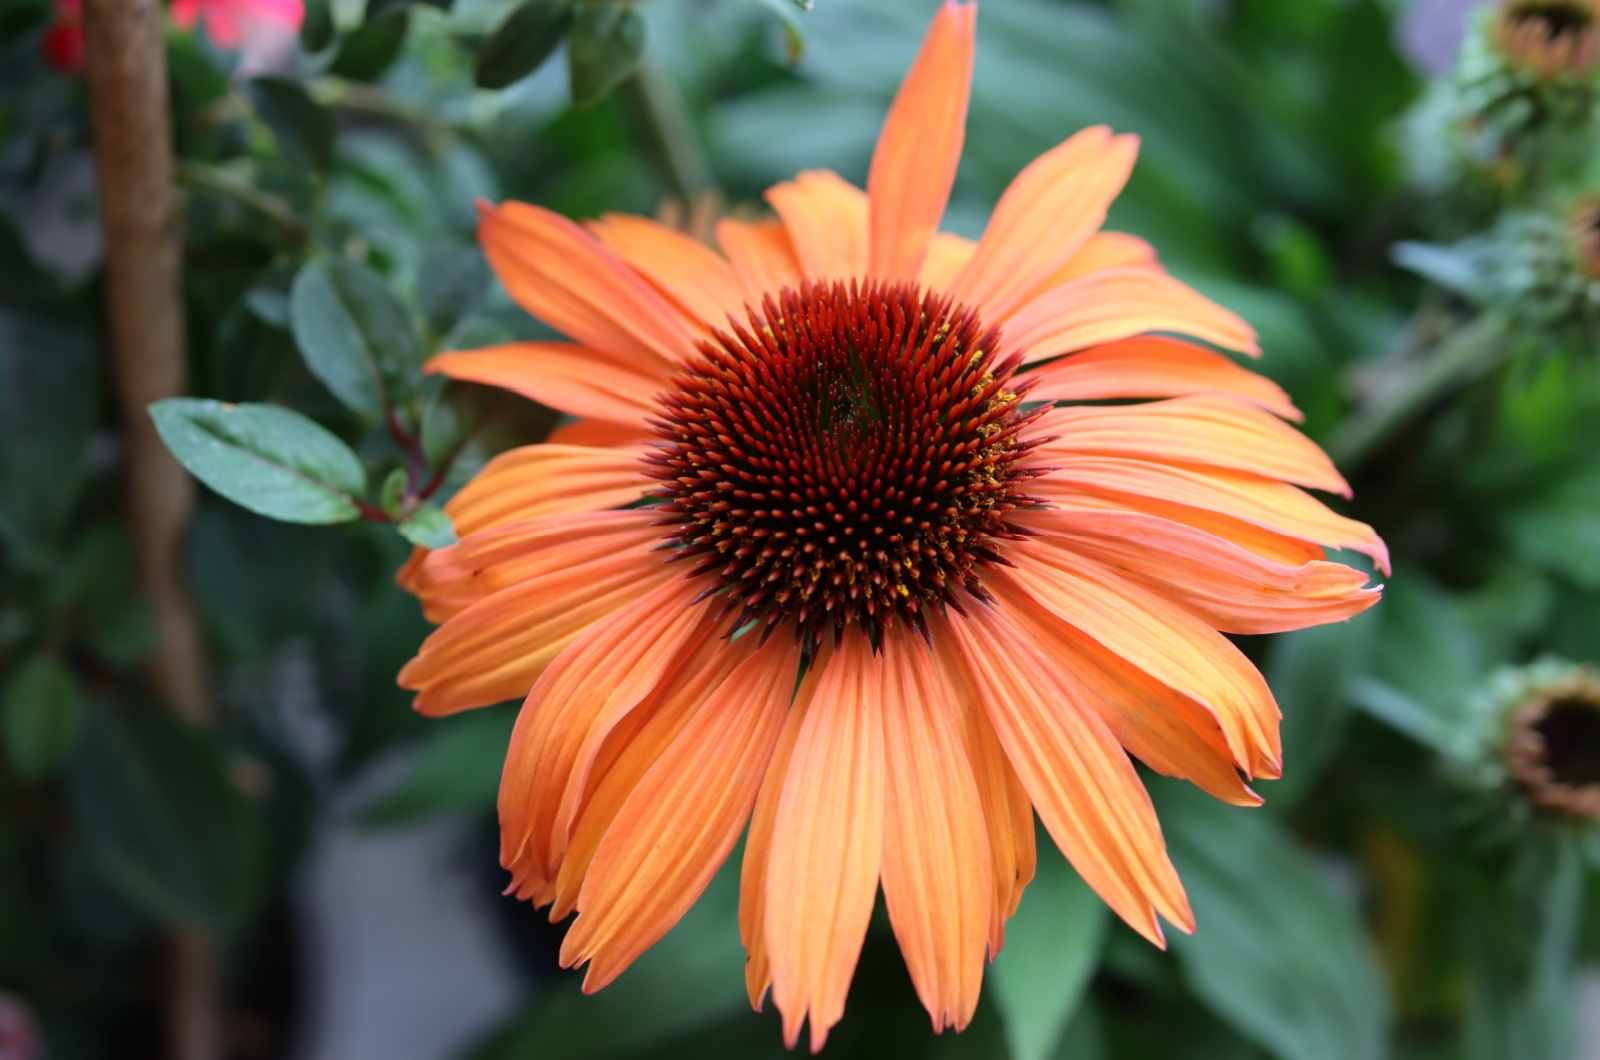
3 0 1600 1057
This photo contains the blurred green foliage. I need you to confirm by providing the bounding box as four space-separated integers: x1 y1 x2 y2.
3 0 1600 1058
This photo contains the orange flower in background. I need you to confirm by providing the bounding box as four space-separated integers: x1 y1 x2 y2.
399 2 1387 1050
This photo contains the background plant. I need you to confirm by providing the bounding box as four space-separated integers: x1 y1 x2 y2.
2 0 1599 1058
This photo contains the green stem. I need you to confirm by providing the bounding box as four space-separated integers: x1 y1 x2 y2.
175 160 309 242
621 56 713 204
307 77 453 135
1328 314 1514 473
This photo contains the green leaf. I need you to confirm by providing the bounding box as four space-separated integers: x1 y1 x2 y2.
300 0 334 51
1260 610 1378 808
247 77 335 176
67 703 266 929
329 9 409 82
1162 787 1390 1060
567 4 645 110
0 310 98 566
290 258 423 420
465 859 748 1059
397 505 457 549
364 0 450 23
359 705 514 826
379 466 408 517
1 655 85 780
150 399 368 525
1463 841 1583 1060
475 0 575 91
735 0 807 64
989 838 1108 1060
418 246 490 338
1503 465 1600 589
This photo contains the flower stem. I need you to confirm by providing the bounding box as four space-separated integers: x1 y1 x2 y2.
82 0 222 1058
1328 314 1513 473
621 55 714 204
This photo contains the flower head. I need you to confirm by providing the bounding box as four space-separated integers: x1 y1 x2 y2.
1492 0 1600 79
1570 196 1600 278
41 0 84 75
1505 665 1600 820
399 2 1385 1048
170 0 302 68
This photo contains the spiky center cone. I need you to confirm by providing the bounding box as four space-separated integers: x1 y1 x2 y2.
1508 674 1600 819
1495 0 1600 77
645 279 1048 652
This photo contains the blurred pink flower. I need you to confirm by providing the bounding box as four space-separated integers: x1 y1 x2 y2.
0 994 40 1060
170 0 303 53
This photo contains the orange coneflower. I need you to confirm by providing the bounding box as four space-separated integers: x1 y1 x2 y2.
398 2 1386 1049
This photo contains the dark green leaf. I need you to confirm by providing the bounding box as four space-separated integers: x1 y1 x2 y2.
475 0 575 91
67 704 266 929
359 705 514 826
290 258 423 420
1463 841 1583 1060
1503 465 1600 589
364 0 450 23
1 655 84 780
0 310 98 566
989 839 1108 1060
1162 787 1390 1060
300 0 334 51
150 399 368 524
418 245 490 338
247 77 335 176
329 9 409 81
466 860 748 1059
567 4 645 110
1260 609 1378 808
397 505 456 549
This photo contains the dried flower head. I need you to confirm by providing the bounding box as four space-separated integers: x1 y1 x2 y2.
1569 197 1600 279
1493 0 1600 79
1506 666 1600 819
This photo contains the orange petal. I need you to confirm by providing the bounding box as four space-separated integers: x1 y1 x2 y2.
919 232 976 292
1005 266 1259 362
413 508 660 622
866 1 976 282
498 580 711 899
1017 336 1301 422
1004 541 1282 780
1044 231 1160 286
716 218 803 304
479 201 698 369
398 533 678 716
561 636 799 990
425 342 665 425
1032 396 1348 496
940 606 1192 945
549 631 760 921
765 171 869 281
1017 506 1380 635
995 575 1260 807
765 634 885 1052
949 127 1139 319
587 213 748 333
933 636 1035 957
878 628 991 1033
1032 456 1391 574
740 653 824 1010
544 419 653 448
443 443 651 537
